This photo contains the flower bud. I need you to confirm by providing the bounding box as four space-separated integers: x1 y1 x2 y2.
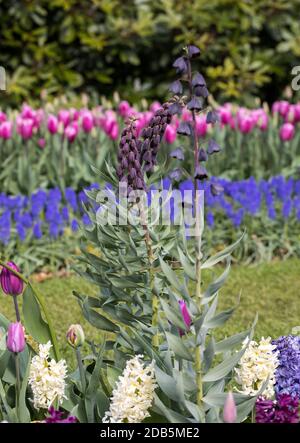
66 324 85 348
178 300 192 336
0 262 24 296
223 391 237 423
7 322 26 353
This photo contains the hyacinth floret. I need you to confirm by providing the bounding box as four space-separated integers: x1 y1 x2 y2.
235 337 279 398
103 355 156 423
28 341 67 410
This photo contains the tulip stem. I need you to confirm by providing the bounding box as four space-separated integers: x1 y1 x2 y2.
13 294 21 323
15 352 21 421
0 260 60 361
76 347 86 393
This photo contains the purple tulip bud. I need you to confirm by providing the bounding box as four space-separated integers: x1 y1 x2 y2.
7 322 26 353
0 262 24 296
223 392 237 423
178 300 192 335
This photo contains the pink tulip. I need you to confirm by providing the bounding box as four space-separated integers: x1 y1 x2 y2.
223 392 237 423
81 111 94 133
7 322 26 353
64 123 78 143
58 109 70 127
182 108 192 122
0 111 7 123
279 122 295 141
256 111 268 131
150 101 162 113
195 116 207 137
278 101 290 118
164 124 177 144
118 101 131 118
21 104 35 119
219 106 232 125
238 115 254 134
38 138 46 149
178 300 192 336
0 121 13 139
47 115 59 134
17 118 34 140
108 121 119 140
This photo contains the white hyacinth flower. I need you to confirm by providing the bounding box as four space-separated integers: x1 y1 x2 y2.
103 354 157 423
235 336 279 399
28 341 67 410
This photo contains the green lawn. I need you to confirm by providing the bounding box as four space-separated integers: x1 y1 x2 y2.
1 258 300 366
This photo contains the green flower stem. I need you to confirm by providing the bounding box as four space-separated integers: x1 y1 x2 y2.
186 54 203 408
75 346 86 393
14 352 21 422
13 294 21 322
139 204 158 348
0 260 60 361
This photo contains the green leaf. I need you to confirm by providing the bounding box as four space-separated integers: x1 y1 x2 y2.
155 365 185 403
165 332 193 361
18 353 31 423
202 346 246 382
22 285 52 346
160 298 186 331
201 232 245 269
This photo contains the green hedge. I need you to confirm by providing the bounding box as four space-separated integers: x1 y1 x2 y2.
0 0 299 106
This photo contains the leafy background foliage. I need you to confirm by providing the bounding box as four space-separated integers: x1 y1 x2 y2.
1 0 300 106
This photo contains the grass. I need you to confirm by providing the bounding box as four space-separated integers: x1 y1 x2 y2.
1 258 300 366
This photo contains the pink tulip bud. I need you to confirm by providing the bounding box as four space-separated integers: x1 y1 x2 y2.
47 115 59 134
278 100 290 118
21 104 35 119
17 118 34 140
7 322 26 353
64 123 78 143
108 121 119 140
0 262 24 296
58 109 70 127
38 138 46 149
238 115 254 134
195 116 208 137
279 122 295 141
223 392 237 423
118 101 131 118
150 101 162 113
219 106 232 125
178 300 192 336
0 111 7 123
164 124 177 144
81 111 94 133
0 121 13 139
